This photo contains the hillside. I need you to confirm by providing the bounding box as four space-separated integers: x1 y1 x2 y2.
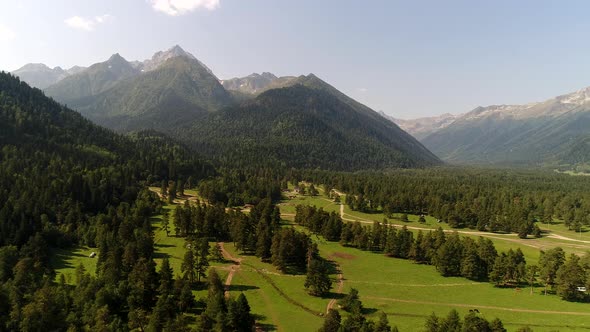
422 87 590 165
183 80 441 170
64 56 234 132
44 53 140 104
221 72 297 95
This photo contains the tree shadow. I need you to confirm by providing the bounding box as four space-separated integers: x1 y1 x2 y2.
323 291 345 300
252 315 277 332
324 259 340 275
153 252 171 259
362 307 379 315
229 284 260 292
155 243 176 248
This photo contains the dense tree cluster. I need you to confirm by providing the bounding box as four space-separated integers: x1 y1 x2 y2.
197 168 282 206
424 309 506 332
173 200 230 239
301 168 590 236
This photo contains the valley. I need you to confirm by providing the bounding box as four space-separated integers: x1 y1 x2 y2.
5 3 590 330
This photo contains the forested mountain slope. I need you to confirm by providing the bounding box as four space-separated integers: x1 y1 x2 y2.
0 72 213 246
183 82 441 170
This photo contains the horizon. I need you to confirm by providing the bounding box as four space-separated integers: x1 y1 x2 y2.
4 0 590 119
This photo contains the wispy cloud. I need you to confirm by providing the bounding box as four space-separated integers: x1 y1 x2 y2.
358 88 368 93
150 0 220 16
0 24 16 42
64 14 113 31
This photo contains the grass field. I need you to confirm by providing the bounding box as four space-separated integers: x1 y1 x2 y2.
52 246 98 284
318 241 590 331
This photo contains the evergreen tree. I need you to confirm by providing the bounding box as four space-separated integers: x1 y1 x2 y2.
539 247 565 295
556 254 586 301
319 309 341 332
205 268 226 319
211 243 224 262
196 238 210 282
375 311 392 332
181 250 196 284
305 259 333 296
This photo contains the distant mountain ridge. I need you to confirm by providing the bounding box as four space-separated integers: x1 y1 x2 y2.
379 112 460 140
11 63 87 89
44 53 140 104
421 87 590 165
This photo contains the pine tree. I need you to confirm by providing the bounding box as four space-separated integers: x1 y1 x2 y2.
157 258 174 296
210 243 224 262
205 269 226 320
233 293 255 332
424 312 440 332
556 254 586 301
162 211 170 237
440 309 461 332
319 309 341 332
181 250 196 284
305 259 333 296
375 312 392 332
196 238 210 283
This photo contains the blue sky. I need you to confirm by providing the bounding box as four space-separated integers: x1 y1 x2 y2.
2 0 590 119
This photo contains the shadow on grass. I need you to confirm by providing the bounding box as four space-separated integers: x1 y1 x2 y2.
155 243 176 248
253 314 277 331
51 250 75 270
51 247 92 270
153 252 171 259
229 284 260 292
322 291 345 301
362 307 379 315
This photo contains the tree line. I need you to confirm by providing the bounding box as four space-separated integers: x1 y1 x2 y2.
297 168 590 237
294 204 590 302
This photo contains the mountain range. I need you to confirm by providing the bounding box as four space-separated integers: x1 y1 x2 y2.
11 63 86 89
10 45 440 171
382 88 590 167
382 112 460 140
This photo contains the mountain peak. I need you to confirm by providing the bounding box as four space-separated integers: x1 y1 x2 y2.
14 63 52 72
107 53 128 64
142 45 207 73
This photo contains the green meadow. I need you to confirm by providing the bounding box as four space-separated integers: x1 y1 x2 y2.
51 185 590 331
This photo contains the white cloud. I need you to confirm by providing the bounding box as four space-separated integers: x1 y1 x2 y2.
95 14 114 23
150 0 220 16
64 14 113 31
358 88 368 93
0 24 16 42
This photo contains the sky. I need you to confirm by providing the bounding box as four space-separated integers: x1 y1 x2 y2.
3 0 590 119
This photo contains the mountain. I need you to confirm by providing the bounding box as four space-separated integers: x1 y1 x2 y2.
183 75 441 170
221 72 297 95
141 45 214 74
382 112 460 140
11 63 69 89
221 72 277 94
0 71 213 247
422 87 590 165
44 53 140 104
67 55 233 132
